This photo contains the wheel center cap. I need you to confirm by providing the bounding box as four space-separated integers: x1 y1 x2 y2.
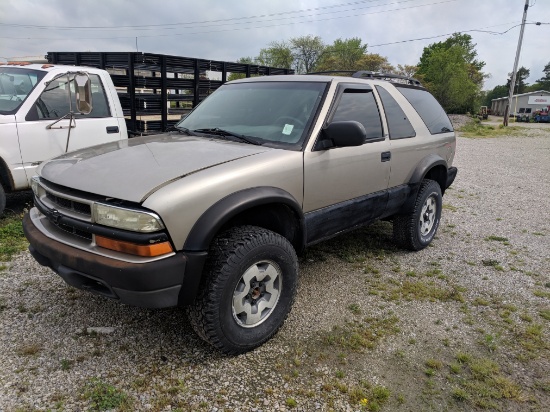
251 287 261 300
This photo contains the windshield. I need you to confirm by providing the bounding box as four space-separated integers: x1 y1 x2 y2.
176 81 327 149
0 67 46 115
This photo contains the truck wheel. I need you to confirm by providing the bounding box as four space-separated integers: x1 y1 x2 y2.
0 183 6 216
393 179 442 251
186 226 298 355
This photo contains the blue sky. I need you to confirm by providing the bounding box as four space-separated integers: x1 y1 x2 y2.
0 0 548 90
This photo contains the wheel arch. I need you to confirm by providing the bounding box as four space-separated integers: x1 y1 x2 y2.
183 187 305 254
0 156 14 192
409 154 448 193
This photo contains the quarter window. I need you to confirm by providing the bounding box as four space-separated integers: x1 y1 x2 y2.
396 86 453 134
376 86 416 139
332 89 383 140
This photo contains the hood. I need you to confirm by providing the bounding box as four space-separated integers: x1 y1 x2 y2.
39 133 270 202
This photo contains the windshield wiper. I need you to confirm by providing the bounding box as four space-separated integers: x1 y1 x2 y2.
193 128 262 145
167 126 197 136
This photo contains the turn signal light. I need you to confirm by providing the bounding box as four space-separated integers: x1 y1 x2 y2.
95 235 173 257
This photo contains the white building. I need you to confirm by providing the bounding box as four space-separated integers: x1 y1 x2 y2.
491 90 550 116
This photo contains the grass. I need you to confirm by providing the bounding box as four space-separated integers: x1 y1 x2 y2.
0 213 28 261
82 378 132 411
323 316 400 351
450 354 524 408
457 119 523 138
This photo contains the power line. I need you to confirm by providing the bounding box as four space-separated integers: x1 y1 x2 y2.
0 0 425 30
0 0 464 40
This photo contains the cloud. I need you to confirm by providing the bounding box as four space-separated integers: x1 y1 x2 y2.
1 0 548 90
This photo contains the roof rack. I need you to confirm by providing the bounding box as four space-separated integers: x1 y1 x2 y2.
306 70 422 86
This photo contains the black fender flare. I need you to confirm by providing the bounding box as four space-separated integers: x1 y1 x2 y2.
183 186 305 252
400 154 448 215
409 154 447 185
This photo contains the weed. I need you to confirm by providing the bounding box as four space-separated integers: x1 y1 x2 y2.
451 355 524 408
442 204 458 212
484 235 509 242
458 121 523 138
473 297 490 306
82 378 131 411
482 259 504 271
450 362 462 374
60 359 73 371
347 303 361 315
533 290 550 299
425 359 443 370
16 343 42 356
335 370 345 379
539 309 550 321
324 316 399 351
285 398 297 408
0 213 28 261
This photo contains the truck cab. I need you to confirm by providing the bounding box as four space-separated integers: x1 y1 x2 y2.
0 63 127 214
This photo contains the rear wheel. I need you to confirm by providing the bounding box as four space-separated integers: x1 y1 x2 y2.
186 226 298 355
393 179 442 251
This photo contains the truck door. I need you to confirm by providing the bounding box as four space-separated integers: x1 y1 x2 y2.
15 73 122 182
303 84 390 243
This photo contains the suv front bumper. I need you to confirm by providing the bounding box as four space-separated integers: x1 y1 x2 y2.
23 213 201 308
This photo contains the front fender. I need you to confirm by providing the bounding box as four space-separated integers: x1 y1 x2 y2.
183 186 305 252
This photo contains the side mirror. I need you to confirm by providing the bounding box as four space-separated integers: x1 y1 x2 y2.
74 73 93 114
317 121 366 149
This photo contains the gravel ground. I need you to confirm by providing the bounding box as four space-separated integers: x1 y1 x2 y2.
0 122 549 411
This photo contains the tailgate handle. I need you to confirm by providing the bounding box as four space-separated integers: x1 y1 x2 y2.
381 151 391 162
106 126 119 134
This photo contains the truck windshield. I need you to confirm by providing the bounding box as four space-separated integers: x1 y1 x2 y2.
176 81 327 149
0 67 46 115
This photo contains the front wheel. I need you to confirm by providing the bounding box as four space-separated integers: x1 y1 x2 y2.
393 179 442 251
186 226 298 355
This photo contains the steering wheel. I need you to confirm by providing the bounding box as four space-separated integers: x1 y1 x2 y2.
275 116 305 129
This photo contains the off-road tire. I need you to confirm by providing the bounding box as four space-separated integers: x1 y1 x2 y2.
186 226 298 355
393 179 442 251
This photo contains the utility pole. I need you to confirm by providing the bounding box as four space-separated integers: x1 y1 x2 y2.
504 0 530 126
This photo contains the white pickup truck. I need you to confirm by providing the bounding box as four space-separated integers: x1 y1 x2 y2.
0 62 127 215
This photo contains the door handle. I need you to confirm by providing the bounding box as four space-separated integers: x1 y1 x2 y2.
106 126 119 134
381 151 391 162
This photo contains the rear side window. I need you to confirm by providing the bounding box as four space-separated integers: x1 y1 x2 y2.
396 86 453 134
331 89 383 140
375 86 415 139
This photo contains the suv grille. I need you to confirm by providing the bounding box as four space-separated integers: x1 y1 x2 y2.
46 193 92 217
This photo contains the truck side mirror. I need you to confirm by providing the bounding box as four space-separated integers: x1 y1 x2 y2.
74 74 93 115
315 121 366 150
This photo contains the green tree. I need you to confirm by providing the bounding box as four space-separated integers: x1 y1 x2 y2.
534 62 550 90
358 53 395 73
396 64 418 78
484 84 508 106
506 66 530 94
227 57 255 81
289 35 325 73
316 37 368 71
257 41 293 69
416 33 486 113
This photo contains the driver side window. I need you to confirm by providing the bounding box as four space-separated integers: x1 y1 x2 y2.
26 74 110 121
332 89 383 141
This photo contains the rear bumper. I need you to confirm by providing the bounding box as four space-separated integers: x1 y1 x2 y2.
23 212 204 308
446 167 458 190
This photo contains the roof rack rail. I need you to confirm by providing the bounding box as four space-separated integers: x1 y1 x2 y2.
306 70 422 86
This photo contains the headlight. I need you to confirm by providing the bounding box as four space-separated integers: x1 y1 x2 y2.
92 203 165 233
31 176 44 198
